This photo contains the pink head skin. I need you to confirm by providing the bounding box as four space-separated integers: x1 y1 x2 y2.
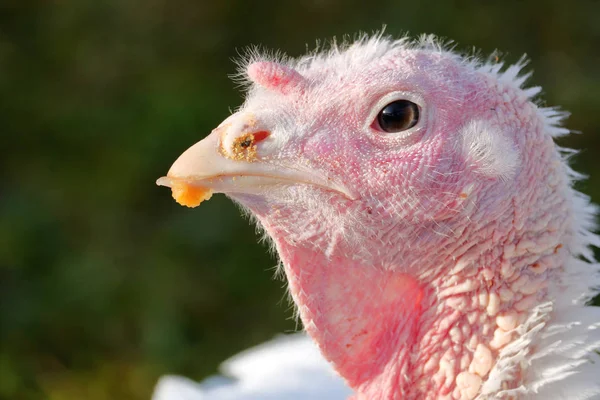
159 36 600 399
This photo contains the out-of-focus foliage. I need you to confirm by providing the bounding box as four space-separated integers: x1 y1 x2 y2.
1 0 599 399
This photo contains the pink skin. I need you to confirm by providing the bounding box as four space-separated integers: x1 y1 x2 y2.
161 40 583 399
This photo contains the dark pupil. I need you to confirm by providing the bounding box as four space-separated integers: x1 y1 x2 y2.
377 100 419 133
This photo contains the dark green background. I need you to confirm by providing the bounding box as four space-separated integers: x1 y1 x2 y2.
1 1 599 399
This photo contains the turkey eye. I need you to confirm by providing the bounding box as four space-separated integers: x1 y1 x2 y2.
376 100 420 133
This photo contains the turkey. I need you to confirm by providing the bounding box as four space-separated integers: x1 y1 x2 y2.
154 34 600 399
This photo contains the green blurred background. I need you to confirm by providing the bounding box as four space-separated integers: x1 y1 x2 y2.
1 1 599 399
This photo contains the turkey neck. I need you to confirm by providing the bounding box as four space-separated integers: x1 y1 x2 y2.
275 237 567 400
278 243 425 399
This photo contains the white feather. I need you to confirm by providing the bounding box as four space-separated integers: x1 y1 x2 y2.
152 334 352 400
459 119 520 181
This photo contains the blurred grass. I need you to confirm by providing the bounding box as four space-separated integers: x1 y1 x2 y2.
0 0 599 399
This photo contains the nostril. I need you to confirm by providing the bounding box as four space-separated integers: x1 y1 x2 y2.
230 130 271 162
239 137 253 149
238 131 270 148
252 130 270 143
238 130 270 148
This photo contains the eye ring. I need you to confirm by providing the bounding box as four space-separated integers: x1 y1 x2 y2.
364 91 428 145
373 100 420 133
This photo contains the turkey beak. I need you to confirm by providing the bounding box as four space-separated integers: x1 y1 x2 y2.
156 114 355 207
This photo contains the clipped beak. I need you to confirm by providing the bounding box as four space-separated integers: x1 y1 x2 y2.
156 115 354 207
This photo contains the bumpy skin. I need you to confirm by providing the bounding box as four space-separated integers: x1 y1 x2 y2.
162 36 600 399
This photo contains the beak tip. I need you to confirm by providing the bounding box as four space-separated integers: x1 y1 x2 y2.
156 176 173 188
